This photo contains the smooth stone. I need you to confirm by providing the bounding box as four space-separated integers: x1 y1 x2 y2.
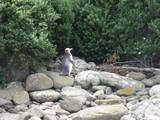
25 73 53 92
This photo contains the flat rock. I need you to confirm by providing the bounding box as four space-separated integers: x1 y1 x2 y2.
61 87 95 100
30 89 61 103
69 104 128 120
45 72 74 89
116 87 136 96
25 73 53 92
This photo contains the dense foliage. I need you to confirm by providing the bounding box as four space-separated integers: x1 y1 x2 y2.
0 0 160 81
0 0 58 77
52 0 160 63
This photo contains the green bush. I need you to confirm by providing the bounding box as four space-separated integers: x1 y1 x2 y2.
0 0 59 71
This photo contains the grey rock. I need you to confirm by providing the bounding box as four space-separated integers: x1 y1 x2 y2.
0 113 19 120
45 72 74 89
93 90 105 98
129 99 160 120
13 91 30 105
61 87 95 100
25 73 53 92
43 115 57 120
92 85 107 92
69 104 128 120
28 116 41 120
105 87 113 95
75 70 145 90
120 115 136 120
60 97 83 113
75 71 101 89
149 84 160 96
0 98 12 107
0 82 24 100
30 90 60 103
126 72 146 81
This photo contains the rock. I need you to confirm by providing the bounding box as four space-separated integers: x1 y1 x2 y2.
69 104 128 120
0 98 12 107
75 71 101 89
60 97 83 113
0 108 6 113
105 87 113 95
71 96 87 104
30 89 60 103
73 57 96 73
48 57 96 74
126 72 146 81
149 84 160 96
52 105 70 115
14 104 28 112
25 73 53 92
27 107 43 118
45 72 74 89
43 115 57 120
0 113 19 120
129 99 160 120
142 78 156 87
75 70 145 90
93 90 105 98
0 82 24 100
100 71 145 90
92 85 107 92
116 87 136 96
28 116 41 120
61 87 95 100
43 109 56 116
95 98 124 105
42 102 54 107
126 100 139 109
142 75 160 87
120 115 136 120
13 91 30 105
18 112 31 120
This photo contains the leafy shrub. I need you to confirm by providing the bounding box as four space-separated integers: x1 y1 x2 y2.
0 0 59 71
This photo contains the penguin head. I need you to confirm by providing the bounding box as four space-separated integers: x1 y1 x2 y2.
65 48 73 54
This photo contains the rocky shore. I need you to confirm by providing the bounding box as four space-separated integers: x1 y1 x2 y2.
0 58 160 120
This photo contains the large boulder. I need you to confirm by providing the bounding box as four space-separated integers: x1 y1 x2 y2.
149 84 160 96
75 71 101 89
142 75 160 87
0 82 25 100
13 91 30 105
126 72 146 81
30 90 61 103
69 104 128 120
75 70 145 90
101 71 145 90
45 72 74 89
129 99 160 120
25 73 53 92
60 97 83 113
61 87 95 100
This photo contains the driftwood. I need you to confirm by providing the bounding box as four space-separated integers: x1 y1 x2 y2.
97 64 160 76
